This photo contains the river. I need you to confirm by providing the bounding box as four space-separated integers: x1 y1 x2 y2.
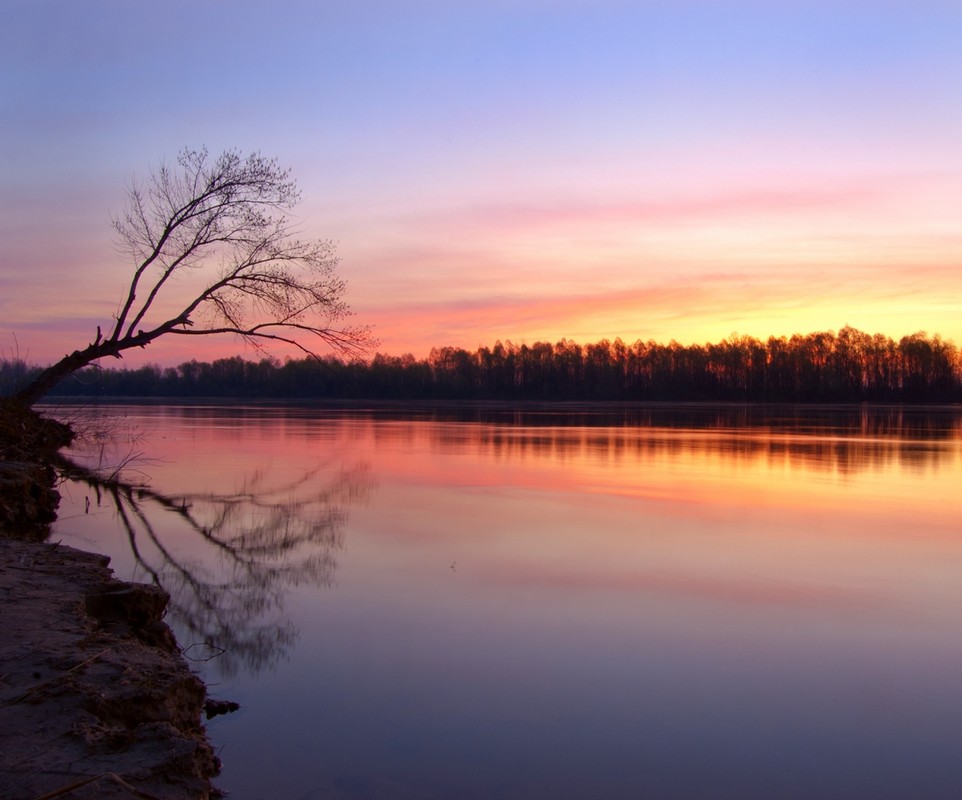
47 402 962 799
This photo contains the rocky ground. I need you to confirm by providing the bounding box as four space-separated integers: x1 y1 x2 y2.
0 400 222 799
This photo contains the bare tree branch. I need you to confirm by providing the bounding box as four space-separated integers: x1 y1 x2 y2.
15 147 375 405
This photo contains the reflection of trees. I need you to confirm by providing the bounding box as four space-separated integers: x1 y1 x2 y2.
358 406 962 476
54 453 373 677
434 424 961 475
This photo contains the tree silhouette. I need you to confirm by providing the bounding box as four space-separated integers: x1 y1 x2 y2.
15 148 373 406
18 327 962 403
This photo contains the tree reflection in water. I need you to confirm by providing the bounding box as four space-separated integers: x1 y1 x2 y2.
55 452 373 677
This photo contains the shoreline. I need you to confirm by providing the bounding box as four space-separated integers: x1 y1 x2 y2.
0 537 222 800
0 400 221 799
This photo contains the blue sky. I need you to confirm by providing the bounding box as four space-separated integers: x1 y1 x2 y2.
3 0 962 364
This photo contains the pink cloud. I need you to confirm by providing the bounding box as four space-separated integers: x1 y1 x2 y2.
437 183 892 234
382 170 962 247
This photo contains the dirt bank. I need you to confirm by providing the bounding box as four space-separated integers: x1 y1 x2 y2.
0 399 70 539
0 401 221 799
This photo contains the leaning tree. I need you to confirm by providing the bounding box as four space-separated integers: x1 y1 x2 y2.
15 147 372 406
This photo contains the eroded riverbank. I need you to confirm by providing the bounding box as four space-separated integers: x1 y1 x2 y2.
0 401 221 799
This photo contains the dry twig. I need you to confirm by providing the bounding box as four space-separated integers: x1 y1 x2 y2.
2 649 111 706
31 771 163 800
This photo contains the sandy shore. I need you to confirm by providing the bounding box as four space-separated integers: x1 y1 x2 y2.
0 536 221 800
1 401 221 799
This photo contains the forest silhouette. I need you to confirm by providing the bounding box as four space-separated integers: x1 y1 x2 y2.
3 326 960 403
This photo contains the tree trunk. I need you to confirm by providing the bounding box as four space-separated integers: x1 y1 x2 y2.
14 341 125 406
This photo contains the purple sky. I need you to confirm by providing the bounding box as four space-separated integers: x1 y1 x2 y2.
3 0 962 366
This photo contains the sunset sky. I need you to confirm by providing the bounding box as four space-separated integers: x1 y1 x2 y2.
3 1 962 367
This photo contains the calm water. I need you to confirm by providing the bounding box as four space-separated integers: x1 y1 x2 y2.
47 402 962 799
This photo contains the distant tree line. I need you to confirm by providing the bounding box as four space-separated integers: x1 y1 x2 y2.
3 326 961 403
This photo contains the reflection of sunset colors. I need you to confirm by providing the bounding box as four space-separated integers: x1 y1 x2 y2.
69 403 962 589
49 405 962 797
5 3 962 366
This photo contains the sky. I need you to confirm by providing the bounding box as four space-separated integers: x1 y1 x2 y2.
2 0 962 367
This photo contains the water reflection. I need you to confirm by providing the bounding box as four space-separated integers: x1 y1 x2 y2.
305 399 962 438
42 402 962 799
354 404 962 475
58 401 962 467
431 425 956 474
55 445 373 677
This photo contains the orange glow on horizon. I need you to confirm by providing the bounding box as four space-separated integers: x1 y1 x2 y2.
7 167 962 367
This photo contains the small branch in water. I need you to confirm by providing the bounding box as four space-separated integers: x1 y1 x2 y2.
204 698 241 719
183 641 226 662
